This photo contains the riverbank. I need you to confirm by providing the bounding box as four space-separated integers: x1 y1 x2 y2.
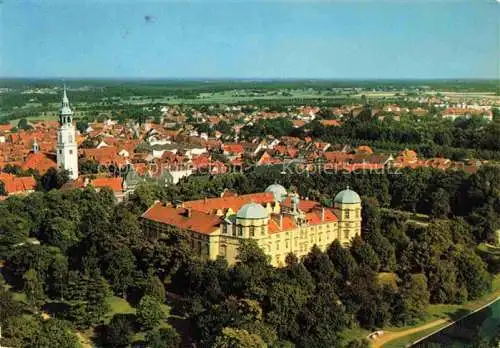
370 274 500 347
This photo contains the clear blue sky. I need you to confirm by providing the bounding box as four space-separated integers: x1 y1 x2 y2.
1 0 498 79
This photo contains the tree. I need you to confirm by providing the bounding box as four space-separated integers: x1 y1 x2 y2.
230 240 273 301
48 253 69 300
35 318 81 348
17 118 32 130
143 271 166 303
327 240 358 281
296 282 348 348
23 268 45 309
104 314 134 347
103 247 136 297
40 217 78 252
394 274 429 325
137 295 165 330
0 287 23 325
38 168 70 191
430 188 451 218
213 327 266 348
427 259 458 304
265 282 309 340
302 245 338 283
0 213 29 251
145 327 182 348
1 315 42 348
452 247 491 300
64 271 111 328
350 236 380 272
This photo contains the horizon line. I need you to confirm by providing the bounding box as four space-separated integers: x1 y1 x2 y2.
1 77 499 82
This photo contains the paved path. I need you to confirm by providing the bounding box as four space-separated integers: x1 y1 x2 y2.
370 319 448 348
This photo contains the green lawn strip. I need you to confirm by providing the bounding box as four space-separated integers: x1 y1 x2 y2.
340 326 371 344
382 322 450 348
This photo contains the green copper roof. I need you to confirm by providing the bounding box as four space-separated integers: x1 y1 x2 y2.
265 184 287 202
236 203 269 219
334 187 361 204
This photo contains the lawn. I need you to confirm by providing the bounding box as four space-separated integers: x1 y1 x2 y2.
8 115 53 126
341 326 371 344
103 296 136 323
382 322 450 348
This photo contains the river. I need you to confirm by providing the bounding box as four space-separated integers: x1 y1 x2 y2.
413 298 500 347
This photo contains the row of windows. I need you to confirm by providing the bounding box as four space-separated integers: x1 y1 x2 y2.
222 224 266 237
344 209 361 219
58 134 74 143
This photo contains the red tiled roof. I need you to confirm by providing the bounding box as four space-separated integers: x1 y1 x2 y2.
223 143 245 154
0 173 37 195
21 152 57 173
142 204 222 235
184 192 275 215
90 177 123 192
320 120 341 127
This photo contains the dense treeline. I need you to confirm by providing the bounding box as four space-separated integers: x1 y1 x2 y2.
309 117 500 153
0 165 498 347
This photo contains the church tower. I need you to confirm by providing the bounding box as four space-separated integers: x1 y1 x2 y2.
56 86 78 180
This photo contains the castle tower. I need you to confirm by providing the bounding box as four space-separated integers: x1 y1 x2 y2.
56 86 78 180
333 186 362 244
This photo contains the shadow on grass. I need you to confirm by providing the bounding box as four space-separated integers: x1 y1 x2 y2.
444 308 472 322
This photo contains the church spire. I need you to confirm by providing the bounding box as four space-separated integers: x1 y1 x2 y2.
62 84 69 105
59 85 73 125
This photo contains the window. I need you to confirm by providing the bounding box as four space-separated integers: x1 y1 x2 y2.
344 230 349 239
276 242 280 251
345 210 350 219
222 225 227 234
261 226 265 236
319 233 322 242
285 240 289 249
249 226 255 237
69 135 73 143
238 226 243 236
59 150 62 154
69 150 73 155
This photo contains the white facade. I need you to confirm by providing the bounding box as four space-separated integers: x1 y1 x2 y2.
56 87 79 180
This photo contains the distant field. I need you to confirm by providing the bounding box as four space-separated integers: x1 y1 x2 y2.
9 115 53 126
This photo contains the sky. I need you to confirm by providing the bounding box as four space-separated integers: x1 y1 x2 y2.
1 0 499 79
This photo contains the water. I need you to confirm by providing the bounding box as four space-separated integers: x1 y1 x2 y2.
414 298 500 347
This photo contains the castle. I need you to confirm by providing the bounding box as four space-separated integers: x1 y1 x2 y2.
141 185 362 266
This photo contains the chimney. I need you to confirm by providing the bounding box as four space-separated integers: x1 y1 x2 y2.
321 208 325 222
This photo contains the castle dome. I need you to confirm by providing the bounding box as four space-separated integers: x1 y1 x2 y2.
236 203 269 219
265 184 287 202
334 187 361 204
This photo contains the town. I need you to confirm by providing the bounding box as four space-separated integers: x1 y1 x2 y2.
0 80 499 348
1 0 499 347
